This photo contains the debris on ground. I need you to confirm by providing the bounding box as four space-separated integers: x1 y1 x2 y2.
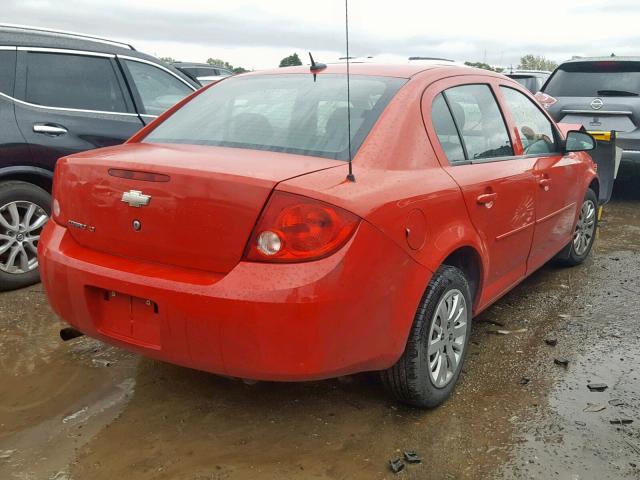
544 338 558 347
558 314 571 319
403 451 421 464
575 421 587 426
519 377 530 385
92 358 112 367
608 399 625 407
49 472 72 480
389 458 405 474
583 403 607 413
489 328 528 335
610 418 633 425
62 406 88 424
587 383 608 392
554 358 569 367
479 319 505 327
0 449 16 459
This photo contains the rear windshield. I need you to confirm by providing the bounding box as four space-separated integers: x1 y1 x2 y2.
544 61 640 97
143 74 406 160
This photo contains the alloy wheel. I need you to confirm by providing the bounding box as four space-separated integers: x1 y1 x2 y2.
0 201 49 274
573 199 596 256
427 289 468 388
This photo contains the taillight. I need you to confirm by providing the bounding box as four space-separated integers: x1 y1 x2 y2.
51 165 63 222
534 92 558 109
244 191 360 263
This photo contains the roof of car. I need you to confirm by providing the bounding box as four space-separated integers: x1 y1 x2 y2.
173 62 230 69
241 62 478 79
561 56 640 65
0 24 199 87
0 24 137 55
506 70 551 75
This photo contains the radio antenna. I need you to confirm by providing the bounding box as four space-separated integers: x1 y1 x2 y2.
345 0 355 182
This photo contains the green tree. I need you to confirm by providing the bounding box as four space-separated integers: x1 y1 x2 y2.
207 58 234 70
206 58 249 74
464 61 503 73
518 54 557 72
279 53 302 67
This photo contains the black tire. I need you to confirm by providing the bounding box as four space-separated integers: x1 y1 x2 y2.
554 188 598 267
381 265 472 408
0 181 51 292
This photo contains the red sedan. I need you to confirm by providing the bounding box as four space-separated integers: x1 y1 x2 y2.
38 63 599 407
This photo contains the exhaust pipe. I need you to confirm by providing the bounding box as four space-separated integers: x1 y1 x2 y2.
60 327 84 341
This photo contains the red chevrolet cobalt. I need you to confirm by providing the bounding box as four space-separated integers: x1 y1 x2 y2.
38 63 599 407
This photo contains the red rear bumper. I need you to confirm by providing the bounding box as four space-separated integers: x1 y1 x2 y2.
39 220 431 381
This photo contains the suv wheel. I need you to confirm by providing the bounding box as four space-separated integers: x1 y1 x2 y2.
381 265 472 408
554 188 598 267
0 181 51 291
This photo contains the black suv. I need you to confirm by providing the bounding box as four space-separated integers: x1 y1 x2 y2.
538 57 640 181
0 25 198 291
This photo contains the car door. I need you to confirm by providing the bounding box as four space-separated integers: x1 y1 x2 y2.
497 85 583 273
423 78 538 306
118 57 195 126
0 47 34 169
13 49 144 170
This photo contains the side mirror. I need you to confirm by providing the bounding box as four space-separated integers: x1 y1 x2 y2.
565 130 596 152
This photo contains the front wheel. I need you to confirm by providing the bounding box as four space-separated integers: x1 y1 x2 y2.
0 181 51 292
554 188 598 267
381 265 472 408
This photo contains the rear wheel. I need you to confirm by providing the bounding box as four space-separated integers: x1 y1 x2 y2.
554 188 598 267
0 181 51 292
381 265 472 408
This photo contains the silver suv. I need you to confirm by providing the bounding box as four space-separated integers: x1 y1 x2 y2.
536 57 640 179
504 69 550 93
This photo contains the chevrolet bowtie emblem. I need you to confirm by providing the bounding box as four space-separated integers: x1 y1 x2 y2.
121 190 151 208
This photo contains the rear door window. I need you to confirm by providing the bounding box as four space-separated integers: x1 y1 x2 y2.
431 93 466 164
442 84 513 161
544 61 640 97
0 50 16 96
25 52 128 112
124 60 193 116
501 87 557 155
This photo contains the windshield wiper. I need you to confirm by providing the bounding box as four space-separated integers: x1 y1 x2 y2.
596 89 639 97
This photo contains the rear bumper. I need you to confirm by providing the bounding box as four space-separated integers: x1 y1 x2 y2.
39 220 431 381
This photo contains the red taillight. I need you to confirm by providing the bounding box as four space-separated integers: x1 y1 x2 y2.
534 92 558 109
244 192 360 263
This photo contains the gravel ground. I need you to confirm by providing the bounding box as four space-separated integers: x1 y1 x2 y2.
0 189 638 480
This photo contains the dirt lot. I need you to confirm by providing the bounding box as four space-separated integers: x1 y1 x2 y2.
1 188 638 480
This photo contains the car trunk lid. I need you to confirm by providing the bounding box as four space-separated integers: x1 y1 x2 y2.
54 143 343 273
555 98 638 133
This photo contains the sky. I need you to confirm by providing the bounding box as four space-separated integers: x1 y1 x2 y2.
4 0 640 70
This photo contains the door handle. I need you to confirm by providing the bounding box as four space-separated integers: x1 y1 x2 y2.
33 124 68 136
476 192 498 206
539 178 551 191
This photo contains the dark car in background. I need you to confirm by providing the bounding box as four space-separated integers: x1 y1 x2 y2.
505 69 550 93
536 57 640 181
172 62 233 85
0 24 198 291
